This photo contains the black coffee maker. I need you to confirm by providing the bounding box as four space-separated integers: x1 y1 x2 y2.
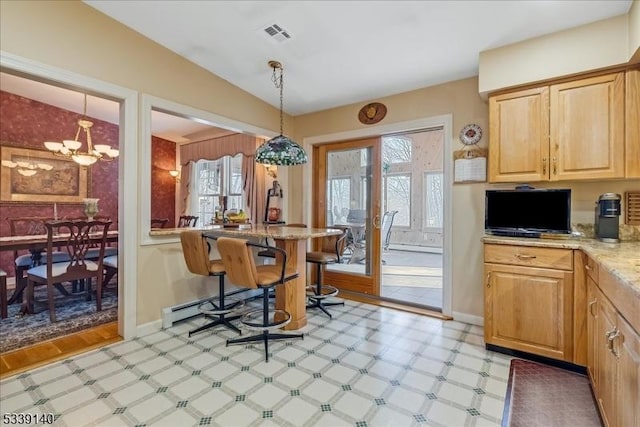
595 193 621 242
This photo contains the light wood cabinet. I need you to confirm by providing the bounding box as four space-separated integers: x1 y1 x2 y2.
484 244 573 361
489 87 549 183
626 69 640 178
489 71 627 183
586 256 640 427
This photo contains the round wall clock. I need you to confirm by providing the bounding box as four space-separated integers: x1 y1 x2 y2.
358 102 387 125
459 124 482 145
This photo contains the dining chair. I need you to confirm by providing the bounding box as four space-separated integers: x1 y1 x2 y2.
180 231 243 336
151 218 169 228
25 220 111 322
217 236 303 362
305 225 349 318
178 215 198 227
0 268 7 319
7 216 70 305
102 255 118 293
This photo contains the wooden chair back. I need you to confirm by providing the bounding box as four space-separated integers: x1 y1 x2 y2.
7 216 54 260
180 231 211 277
151 218 169 228
178 215 198 227
44 220 112 280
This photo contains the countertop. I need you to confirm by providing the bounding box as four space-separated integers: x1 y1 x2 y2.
483 235 640 299
150 225 342 240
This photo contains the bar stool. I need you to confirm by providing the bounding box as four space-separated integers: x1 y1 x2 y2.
217 237 303 362
305 226 349 318
180 231 243 336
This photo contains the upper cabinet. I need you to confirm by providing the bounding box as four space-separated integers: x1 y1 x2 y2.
626 69 640 178
489 70 633 183
489 87 549 183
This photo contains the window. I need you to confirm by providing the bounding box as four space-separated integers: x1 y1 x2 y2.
425 172 443 228
382 136 412 168
383 174 411 226
327 177 351 225
193 154 244 225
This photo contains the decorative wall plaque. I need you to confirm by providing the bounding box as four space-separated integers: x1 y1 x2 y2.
358 102 387 125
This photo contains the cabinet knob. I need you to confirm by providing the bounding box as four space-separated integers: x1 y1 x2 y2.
516 254 536 260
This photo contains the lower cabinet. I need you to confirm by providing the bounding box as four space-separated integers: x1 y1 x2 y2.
484 244 574 361
587 265 640 427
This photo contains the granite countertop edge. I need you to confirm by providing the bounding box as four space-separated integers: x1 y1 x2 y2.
482 235 640 298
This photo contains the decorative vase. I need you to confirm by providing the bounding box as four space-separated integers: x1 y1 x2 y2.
83 198 100 220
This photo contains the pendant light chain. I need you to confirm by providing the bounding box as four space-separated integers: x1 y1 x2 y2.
271 64 284 136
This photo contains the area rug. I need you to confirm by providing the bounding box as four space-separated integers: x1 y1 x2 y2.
0 282 117 353
502 359 602 427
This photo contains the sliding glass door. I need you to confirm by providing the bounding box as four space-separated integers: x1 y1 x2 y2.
313 138 382 295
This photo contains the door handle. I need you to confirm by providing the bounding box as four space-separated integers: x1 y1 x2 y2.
486 272 491 288
373 214 381 229
542 157 547 175
516 254 536 260
552 157 557 175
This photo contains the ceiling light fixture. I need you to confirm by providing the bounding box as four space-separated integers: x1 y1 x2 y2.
1 158 53 177
255 60 308 166
43 94 119 166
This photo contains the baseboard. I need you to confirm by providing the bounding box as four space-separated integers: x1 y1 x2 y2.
452 311 484 326
136 319 162 337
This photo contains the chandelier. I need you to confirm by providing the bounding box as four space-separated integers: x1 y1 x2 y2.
1 157 53 177
43 94 119 166
255 60 308 166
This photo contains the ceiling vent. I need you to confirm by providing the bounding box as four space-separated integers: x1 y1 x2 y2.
263 24 292 43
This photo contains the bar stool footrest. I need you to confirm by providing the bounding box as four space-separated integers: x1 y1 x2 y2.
241 309 292 332
306 285 339 300
198 297 244 316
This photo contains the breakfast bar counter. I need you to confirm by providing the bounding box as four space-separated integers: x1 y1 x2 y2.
152 225 343 330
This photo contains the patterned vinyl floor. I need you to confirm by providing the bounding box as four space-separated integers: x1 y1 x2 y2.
0 300 512 427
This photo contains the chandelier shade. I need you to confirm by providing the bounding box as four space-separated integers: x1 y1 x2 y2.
1 158 53 177
255 60 308 166
43 95 119 166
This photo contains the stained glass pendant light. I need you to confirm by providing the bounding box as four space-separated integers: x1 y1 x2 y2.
255 60 308 166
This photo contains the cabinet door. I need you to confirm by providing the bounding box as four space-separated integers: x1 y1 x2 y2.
596 288 618 427
484 264 573 360
616 315 640 427
489 87 550 183
587 277 599 391
626 69 640 178
550 72 624 181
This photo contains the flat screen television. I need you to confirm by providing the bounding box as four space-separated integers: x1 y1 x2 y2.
485 188 571 237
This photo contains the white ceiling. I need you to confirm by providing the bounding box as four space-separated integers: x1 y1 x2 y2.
84 0 632 115
1 1 632 142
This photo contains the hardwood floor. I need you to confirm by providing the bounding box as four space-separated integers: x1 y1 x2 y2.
0 321 121 379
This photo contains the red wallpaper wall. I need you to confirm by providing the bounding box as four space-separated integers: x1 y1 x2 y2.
151 136 177 228
0 91 119 277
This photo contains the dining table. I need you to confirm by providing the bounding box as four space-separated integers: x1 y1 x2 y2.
0 230 119 305
152 225 343 330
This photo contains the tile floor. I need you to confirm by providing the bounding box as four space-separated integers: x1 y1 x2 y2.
0 300 512 427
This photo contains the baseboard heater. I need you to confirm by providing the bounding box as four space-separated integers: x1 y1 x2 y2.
161 288 258 329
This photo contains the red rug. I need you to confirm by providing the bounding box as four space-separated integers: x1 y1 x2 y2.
502 359 602 427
